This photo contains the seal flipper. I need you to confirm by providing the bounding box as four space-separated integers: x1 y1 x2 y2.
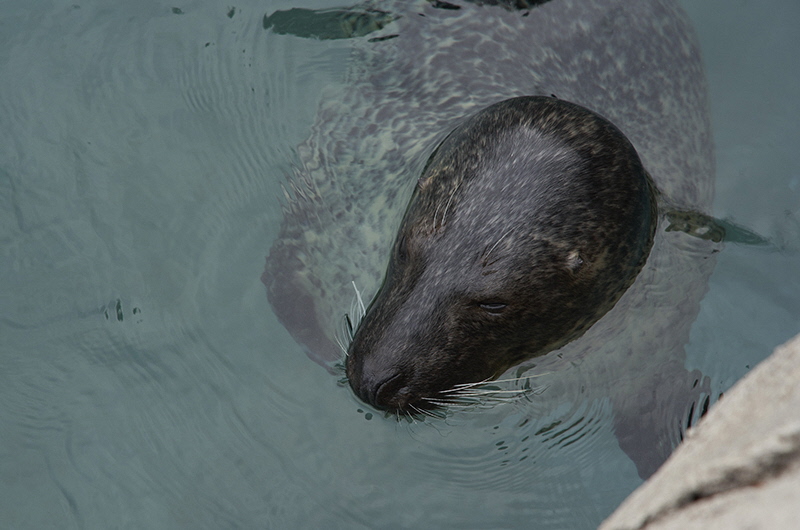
262 248 343 369
611 359 711 479
262 5 397 41
663 208 771 246
261 0 554 43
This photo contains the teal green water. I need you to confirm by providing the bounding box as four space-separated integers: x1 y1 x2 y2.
1 1 798 528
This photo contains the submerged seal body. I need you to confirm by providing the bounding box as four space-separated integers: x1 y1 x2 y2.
263 0 715 478
345 96 658 410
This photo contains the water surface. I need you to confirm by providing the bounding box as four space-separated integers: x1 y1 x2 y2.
1 1 798 528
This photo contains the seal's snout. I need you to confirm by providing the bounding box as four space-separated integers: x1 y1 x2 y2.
347 356 415 411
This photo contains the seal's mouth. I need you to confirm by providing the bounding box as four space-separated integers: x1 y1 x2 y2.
349 370 433 414
345 359 450 414
345 365 538 418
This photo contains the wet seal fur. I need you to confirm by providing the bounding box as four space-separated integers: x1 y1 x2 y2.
345 96 658 411
263 0 717 479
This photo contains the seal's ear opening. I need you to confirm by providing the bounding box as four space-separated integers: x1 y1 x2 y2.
565 250 584 274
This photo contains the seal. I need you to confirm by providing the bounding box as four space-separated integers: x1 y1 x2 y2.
262 0 717 478
345 96 658 411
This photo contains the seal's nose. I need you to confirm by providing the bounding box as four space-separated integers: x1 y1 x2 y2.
346 352 414 411
373 373 412 410
352 370 411 411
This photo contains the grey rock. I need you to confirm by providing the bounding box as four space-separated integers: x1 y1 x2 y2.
600 332 800 529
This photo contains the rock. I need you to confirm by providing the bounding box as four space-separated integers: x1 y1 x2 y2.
600 332 800 529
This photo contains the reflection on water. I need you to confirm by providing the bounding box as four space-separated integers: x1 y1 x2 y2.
0 0 798 528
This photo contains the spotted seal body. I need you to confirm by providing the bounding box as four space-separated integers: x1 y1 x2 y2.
263 0 715 478
346 96 658 410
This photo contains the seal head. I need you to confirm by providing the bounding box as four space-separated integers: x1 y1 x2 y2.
345 96 657 412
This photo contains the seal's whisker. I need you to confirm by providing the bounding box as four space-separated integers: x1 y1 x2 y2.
438 384 491 394
432 201 441 232
416 376 547 412
351 280 366 321
403 409 418 424
421 397 460 407
445 378 494 391
455 383 533 393
440 178 463 228
334 335 348 357
344 314 354 339
424 394 490 406
481 227 514 265
445 395 516 404
491 375 550 384
450 389 529 396
338 281 368 359
445 374 551 391
451 378 493 388
410 404 440 419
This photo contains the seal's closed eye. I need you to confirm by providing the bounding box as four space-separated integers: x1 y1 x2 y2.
478 302 508 315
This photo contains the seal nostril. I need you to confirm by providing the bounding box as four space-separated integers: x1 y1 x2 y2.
374 373 409 410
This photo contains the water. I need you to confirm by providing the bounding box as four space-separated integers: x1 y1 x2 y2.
1 1 798 528
684 0 800 388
